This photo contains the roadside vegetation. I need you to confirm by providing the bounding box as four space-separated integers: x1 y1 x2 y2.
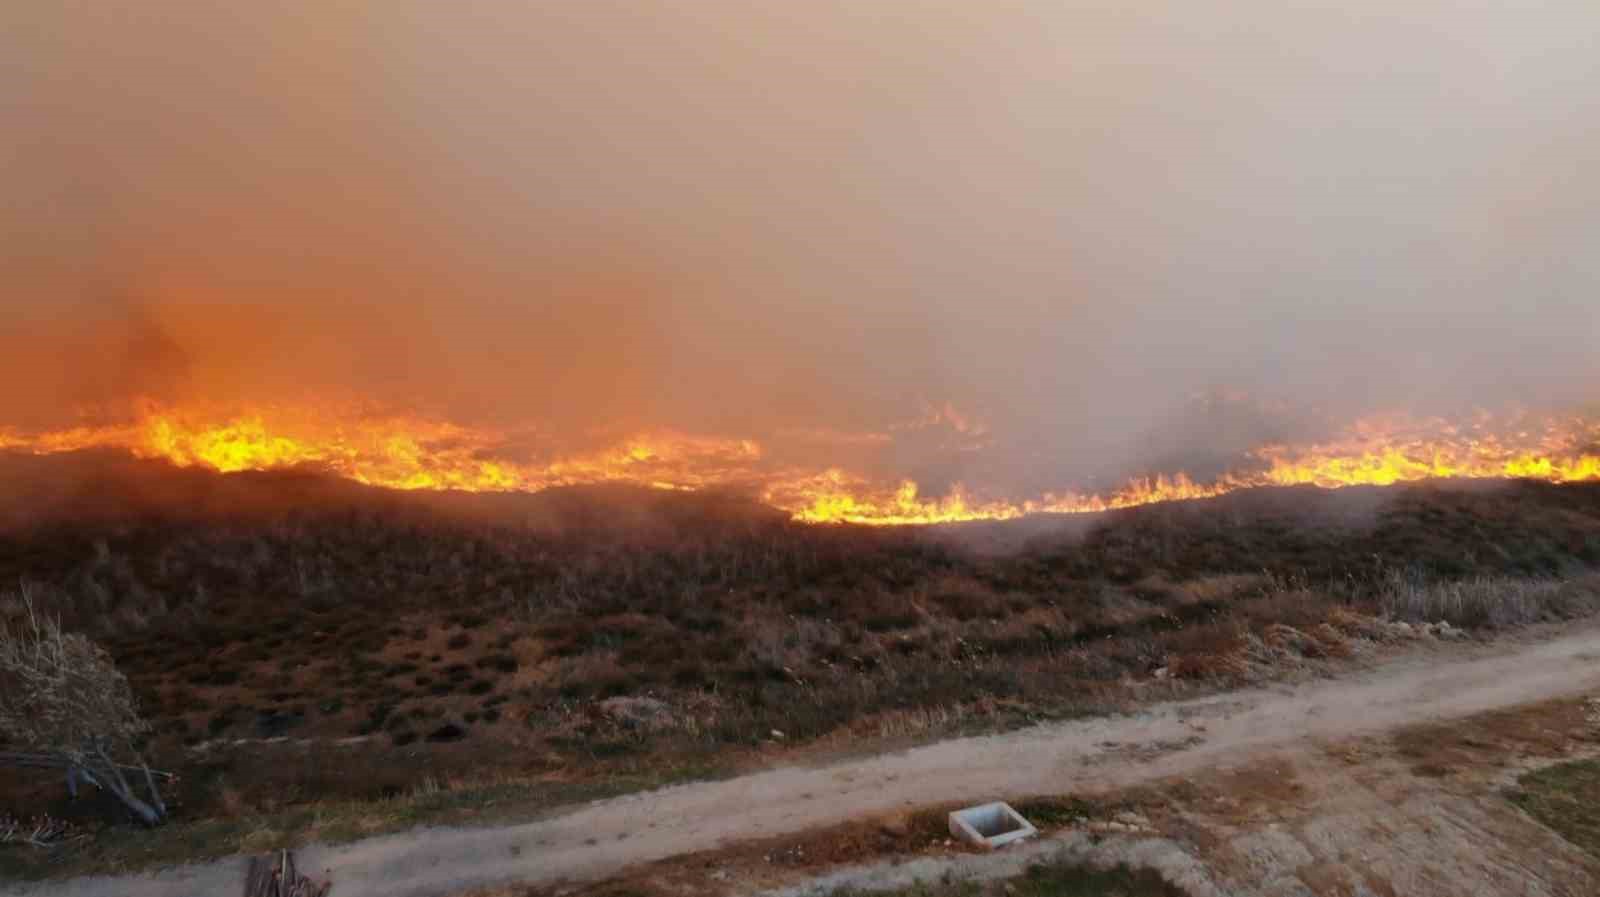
2 452 1600 877
1375 571 1597 628
0 587 170 828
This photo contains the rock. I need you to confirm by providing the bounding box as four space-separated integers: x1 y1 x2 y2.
1153 667 1170 680
1114 811 1152 828
598 697 676 732
426 723 467 743
771 729 786 740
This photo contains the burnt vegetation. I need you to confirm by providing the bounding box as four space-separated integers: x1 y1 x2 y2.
2 452 1600 846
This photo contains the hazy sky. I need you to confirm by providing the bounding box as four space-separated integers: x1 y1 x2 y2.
4 2 1598 492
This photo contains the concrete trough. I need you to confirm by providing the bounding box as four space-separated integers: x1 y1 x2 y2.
947 802 1038 850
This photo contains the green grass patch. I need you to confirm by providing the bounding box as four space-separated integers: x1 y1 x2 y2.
1510 758 1600 856
1011 796 1114 828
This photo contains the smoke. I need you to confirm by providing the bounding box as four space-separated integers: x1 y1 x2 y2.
4 2 1598 496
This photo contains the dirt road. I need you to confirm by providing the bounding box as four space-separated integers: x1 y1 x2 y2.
8 625 1599 897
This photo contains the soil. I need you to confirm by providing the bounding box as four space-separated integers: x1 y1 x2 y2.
755 696 1600 897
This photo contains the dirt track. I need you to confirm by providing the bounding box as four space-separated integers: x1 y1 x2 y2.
7 624 1599 897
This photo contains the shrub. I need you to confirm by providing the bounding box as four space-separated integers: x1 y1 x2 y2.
475 654 519 674
0 588 169 826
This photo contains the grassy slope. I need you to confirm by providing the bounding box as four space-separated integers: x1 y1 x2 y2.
2 452 1600 876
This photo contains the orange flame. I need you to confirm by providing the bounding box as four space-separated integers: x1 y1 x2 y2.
0 404 764 495
771 414 1600 523
2 404 1598 525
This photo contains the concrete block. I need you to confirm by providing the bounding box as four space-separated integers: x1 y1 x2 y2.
948 802 1038 850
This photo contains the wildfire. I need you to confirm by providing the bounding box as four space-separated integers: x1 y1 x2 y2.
2 403 1598 525
1256 425 1600 488
0 403 764 496
771 414 1600 523
770 472 1026 527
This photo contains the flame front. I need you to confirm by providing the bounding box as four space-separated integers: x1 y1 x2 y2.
0 404 765 496
3 404 1598 525
775 414 1600 523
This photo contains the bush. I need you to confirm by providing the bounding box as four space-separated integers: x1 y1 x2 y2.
475 654 519 674
0 587 169 826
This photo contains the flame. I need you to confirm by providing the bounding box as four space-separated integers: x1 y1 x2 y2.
776 470 1237 524
1256 427 1600 488
2 403 1598 525
0 403 765 495
770 472 1026 526
770 414 1600 523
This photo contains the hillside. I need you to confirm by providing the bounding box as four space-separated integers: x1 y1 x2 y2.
2 451 1599 874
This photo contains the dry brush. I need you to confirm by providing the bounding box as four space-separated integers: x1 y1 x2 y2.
0 586 169 826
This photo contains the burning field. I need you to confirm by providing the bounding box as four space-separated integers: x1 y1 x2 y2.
4 2 1600 888
4 453 1600 881
7 4 1600 530
1 401 1598 526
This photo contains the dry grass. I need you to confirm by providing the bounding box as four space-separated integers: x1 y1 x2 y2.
1376 571 1600 628
1388 697 1597 781
3 456 1600 872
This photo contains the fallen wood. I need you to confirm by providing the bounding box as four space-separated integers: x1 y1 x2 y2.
0 751 175 778
244 850 332 897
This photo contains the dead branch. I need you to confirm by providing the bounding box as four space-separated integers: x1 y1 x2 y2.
244 850 333 897
0 750 175 779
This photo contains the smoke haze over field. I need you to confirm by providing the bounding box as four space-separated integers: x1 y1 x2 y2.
4 2 1599 497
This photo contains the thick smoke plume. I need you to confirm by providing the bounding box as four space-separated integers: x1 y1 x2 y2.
4 3 1598 499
